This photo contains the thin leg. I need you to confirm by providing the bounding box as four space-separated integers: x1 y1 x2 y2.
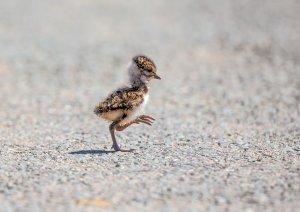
109 115 155 152
109 121 134 152
115 115 155 131
109 122 119 150
115 122 133 132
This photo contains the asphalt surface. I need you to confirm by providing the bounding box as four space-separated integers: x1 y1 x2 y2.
0 0 300 211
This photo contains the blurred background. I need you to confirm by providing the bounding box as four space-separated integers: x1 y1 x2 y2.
0 0 299 211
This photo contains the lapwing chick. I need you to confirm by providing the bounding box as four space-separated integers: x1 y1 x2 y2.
94 55 161 152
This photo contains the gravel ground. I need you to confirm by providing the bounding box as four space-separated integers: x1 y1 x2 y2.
0 0 300 211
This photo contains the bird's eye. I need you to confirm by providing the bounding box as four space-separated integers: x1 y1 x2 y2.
146 69 152 72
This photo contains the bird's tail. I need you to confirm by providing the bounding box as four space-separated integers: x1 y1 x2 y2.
93 106 103 115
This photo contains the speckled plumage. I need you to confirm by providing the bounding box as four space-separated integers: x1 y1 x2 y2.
94 55 161 152
133 55 156 72
94 86 148 123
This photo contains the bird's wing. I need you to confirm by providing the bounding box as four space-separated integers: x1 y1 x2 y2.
94 87 144 114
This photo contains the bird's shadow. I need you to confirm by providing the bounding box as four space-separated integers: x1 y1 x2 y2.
69 149 116 155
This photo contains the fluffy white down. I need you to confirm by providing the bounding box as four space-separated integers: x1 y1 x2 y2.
127 61 150 86
119 94 149 126
116 62 150 126
127 61 139 83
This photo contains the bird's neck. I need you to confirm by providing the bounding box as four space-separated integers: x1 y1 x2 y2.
127 61 149 92
130 77 149 92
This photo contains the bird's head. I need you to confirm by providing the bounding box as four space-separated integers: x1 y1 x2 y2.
128 55 161 85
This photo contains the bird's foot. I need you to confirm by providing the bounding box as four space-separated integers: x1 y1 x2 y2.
134 115 155 126
111 144 134 152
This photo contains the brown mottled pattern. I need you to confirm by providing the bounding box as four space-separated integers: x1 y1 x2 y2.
133 55 157 74
94 86 146 115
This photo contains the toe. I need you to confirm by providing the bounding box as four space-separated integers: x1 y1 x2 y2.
142 115 155 120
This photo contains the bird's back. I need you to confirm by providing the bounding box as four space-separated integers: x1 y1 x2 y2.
94 86 146 122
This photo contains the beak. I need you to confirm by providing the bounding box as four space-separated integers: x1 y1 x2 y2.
154 75 161 80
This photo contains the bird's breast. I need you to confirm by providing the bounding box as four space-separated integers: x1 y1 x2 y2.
142 94 149 108
118 94 149 126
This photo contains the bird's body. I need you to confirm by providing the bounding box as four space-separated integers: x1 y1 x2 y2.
94 55 160 152
94 85 148 126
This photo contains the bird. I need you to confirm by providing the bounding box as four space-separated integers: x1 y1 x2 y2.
94 55 161 152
